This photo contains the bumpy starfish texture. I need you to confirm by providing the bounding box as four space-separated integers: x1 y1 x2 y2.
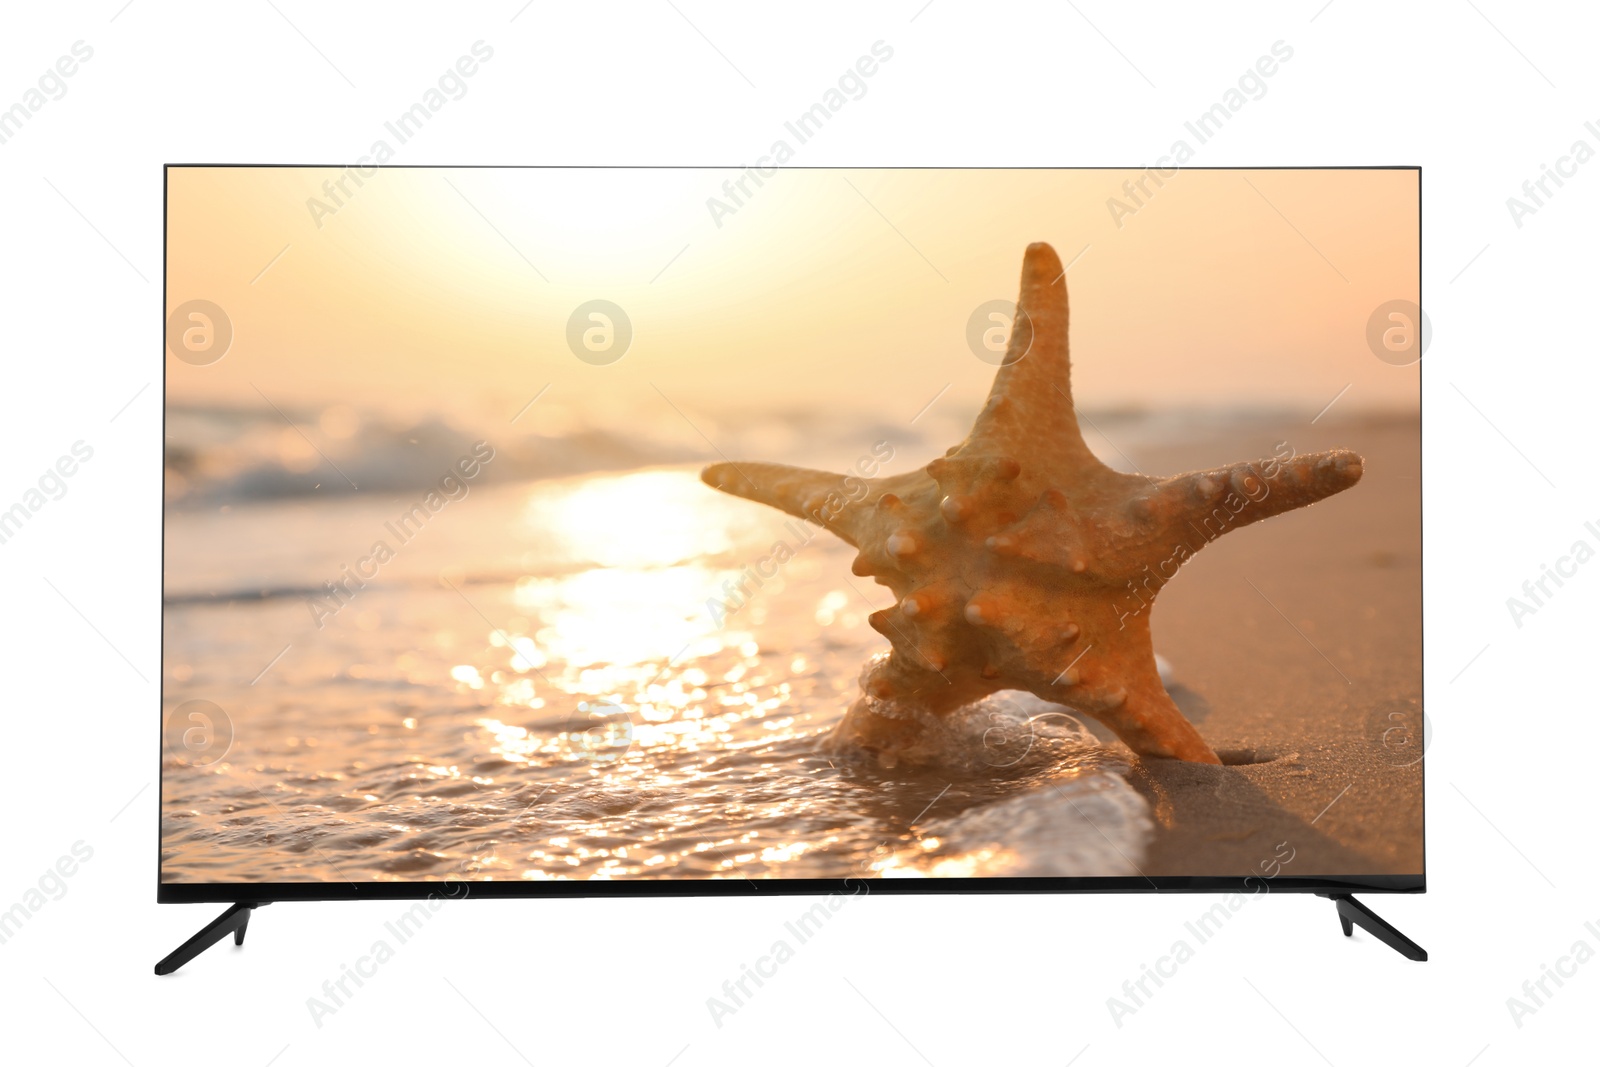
702 243 1363 765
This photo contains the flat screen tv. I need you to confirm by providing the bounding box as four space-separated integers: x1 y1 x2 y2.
159 165 1424 973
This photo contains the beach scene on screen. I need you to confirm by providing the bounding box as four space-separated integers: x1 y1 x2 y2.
162 167 1421 883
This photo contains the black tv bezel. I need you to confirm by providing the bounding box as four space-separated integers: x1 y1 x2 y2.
159 875 1423 905
159 164 1425 906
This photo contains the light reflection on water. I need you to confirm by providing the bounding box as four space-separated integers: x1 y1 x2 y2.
161 467 1153 883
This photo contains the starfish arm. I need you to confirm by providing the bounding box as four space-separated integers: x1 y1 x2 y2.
959 243 1102 473
701 461 875 546
1139 448 1364 554
1061 662 1221 764
1019 607 1221 763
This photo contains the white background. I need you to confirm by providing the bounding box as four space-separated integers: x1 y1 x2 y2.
0 1 1593 1064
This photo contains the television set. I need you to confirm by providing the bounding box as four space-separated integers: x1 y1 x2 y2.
159 165 1424 974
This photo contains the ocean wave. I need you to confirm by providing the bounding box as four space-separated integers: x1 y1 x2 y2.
162 401 1364 506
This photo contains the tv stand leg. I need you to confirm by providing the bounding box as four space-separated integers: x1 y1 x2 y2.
154 903 267 976
1319 894 1426 961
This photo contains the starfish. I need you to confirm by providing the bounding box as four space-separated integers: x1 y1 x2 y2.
701 243 1363 765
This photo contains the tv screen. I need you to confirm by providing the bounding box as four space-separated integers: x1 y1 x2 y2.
161 166 1421 900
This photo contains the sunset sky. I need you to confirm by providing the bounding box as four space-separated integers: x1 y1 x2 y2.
166 167 1419 434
